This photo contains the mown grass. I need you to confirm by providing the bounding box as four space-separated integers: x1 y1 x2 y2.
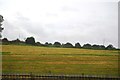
1 45 119 76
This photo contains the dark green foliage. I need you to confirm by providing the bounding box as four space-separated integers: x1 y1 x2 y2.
45 42 49 46
53 42 61 47
82 43 116 50
99 45 106 50
35 42 42 46
106 44 115 50
91 44 105 50
92 44 100 49
0 27 3 32
62 42 74 48
2 38 9 45
0 15 4 22
2 35 116 50
25 37 35 45
75 43 81 48
2 38 9 42
83 43 92 49
48 43 52 46
12 38 21 43
2 38 26 45
0 15 4 32
44 42 53 47
0 15 4 38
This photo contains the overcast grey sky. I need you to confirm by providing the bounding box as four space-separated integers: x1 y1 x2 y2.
0 0 118 47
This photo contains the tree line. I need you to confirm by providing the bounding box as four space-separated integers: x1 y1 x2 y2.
0 15 4 39
2 37 116 50
0 15 117 50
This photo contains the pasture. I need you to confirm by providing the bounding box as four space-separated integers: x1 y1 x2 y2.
1 45 119 76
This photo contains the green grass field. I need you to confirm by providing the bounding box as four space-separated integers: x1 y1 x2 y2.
1 45 119 76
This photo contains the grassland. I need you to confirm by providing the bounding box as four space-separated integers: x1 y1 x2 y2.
1 45 119 76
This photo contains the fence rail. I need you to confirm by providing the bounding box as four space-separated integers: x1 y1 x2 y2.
1 74 120 80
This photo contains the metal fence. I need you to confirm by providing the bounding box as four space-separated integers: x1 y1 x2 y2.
1 74 120 80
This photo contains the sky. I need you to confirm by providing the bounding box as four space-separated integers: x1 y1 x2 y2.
0 0 119 47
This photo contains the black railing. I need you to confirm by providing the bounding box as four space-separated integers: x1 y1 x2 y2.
1 74 120 80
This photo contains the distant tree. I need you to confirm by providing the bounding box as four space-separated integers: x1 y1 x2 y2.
83 43 92 49
2 38 9 42
99 45 105 50
75 43 81 48
48 43 52 46
25 37 35 45
61 43 65 47
106 44 115 50
10 38 23 44
45 42 49 46
92 44 100 49
63 42 74 48
0 15 4 38
0 15 4 31
2 38 9 44
44 42 53 47
36 42 42 46
53 42 61 47
12 38 21 43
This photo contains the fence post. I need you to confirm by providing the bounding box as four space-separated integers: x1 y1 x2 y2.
30 72 34 80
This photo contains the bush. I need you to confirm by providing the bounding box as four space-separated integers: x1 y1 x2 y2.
25 37 35 45
53 42 61 47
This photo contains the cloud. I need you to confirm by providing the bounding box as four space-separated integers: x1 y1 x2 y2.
1 0 118 47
